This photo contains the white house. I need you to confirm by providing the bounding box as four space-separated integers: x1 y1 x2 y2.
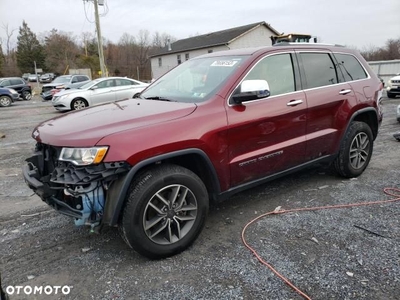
150 21 280 79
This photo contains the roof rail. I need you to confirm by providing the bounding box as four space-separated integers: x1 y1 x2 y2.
272 42 344 47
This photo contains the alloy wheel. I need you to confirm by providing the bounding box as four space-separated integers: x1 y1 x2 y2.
349 132 370 169
143 184 198 245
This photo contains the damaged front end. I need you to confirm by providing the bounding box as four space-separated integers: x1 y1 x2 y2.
23 143 130 229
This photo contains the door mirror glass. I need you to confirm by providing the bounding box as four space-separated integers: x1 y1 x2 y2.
231 80 270 105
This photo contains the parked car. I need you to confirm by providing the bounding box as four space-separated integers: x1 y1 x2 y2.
28 74 38 82
0 77 32 100
41 81 88 101
386 73 400 98
23 44 383 259
22 73 30 81
52 77 149 111
41 75 91 99
0 87 19 107
39 73 53 83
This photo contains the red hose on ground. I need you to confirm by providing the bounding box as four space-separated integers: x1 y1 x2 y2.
241 187 400 300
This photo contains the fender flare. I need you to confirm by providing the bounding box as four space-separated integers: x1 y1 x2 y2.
335 107 379 155
103 148 220 226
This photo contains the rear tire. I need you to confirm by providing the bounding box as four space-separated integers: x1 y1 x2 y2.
22 90 32 100
119 164 209 259
333 121 373 178
0 95 12 107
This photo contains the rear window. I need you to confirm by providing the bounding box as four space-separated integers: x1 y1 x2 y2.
53 76 72 84
334 53 368 82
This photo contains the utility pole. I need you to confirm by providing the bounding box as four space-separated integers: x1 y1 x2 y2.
93 0 107 77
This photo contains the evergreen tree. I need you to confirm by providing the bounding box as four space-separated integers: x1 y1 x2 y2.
16 20 45 73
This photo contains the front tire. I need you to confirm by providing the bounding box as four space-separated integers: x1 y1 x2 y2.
333 121 373 178
0 95 12 107
119 164 209 259
387 92 395 99
71 98 88 110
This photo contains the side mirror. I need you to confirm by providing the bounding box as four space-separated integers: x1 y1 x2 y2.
231 80 270 105
90 85 98 90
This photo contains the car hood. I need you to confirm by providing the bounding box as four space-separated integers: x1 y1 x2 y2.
43 82 68 88
54 88 85 97
390 75 400 81
33 99 197 146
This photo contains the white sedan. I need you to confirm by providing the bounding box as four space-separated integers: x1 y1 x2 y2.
52 77 149 111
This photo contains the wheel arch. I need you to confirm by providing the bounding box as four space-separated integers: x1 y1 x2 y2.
348 107 379 140
103 148 220 226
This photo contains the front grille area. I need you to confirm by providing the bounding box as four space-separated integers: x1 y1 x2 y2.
41 85 55 93
392 80 400 84
34 142 62 178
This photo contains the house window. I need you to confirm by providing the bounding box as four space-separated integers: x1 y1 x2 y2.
158 57 162 67
185 53 190 61
208 49 213 53
177 54 182 65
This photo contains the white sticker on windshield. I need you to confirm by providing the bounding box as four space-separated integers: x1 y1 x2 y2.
211 60 238 67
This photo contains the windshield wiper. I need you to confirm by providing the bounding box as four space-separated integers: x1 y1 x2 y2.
144 96 176 102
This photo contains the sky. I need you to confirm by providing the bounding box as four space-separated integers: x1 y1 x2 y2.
0 0 399 52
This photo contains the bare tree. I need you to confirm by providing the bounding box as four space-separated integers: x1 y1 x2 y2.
2 23 17 57
360 38 400 61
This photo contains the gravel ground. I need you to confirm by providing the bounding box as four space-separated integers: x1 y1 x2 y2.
0 96 399 300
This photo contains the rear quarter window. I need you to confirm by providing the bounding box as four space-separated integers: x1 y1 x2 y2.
334 53 368 82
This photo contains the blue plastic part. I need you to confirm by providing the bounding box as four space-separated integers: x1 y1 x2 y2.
74 186 105 226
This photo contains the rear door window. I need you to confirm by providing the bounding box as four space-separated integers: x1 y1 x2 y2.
300 53 338 89
334 53 368 82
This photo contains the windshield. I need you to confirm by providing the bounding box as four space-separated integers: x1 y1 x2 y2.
52 76 71 84
79 79 100 89
141 55 249 103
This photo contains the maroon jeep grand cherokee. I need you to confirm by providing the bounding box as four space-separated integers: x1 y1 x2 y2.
23 44 383 259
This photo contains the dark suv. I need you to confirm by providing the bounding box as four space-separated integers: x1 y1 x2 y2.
23 44 383 259
0 77 32 100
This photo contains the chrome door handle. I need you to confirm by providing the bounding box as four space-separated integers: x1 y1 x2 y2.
287 99 303 106
339 89 352 95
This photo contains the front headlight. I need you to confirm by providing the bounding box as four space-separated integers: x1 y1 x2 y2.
59 147 108 165
9 88 18 95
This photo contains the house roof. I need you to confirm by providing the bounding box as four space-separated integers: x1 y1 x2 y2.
150 21 280 57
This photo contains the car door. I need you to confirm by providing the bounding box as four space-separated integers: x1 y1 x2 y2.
88 79 116 105
296 51 357 161
226 52 308 187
